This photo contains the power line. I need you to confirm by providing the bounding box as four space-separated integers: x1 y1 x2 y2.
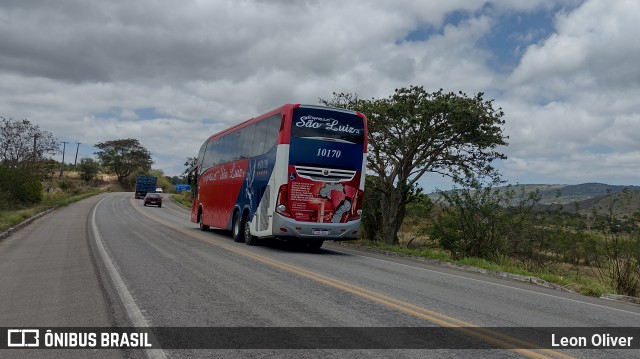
59 141 68 178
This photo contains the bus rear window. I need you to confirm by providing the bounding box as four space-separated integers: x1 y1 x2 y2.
291 107 364 144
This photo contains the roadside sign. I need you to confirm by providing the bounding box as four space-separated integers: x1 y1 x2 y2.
175 184 191 191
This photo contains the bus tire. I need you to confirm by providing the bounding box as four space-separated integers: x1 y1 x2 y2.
199 211 209 231
244 219 258 246
306 239 324 251
232 211 244 242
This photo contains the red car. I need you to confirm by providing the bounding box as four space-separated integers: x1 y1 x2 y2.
144 193 162 207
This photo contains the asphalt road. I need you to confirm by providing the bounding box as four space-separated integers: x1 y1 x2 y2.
1 192 640 358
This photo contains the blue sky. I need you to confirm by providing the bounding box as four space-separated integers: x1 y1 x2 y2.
480 7 557 73
1 0 639 192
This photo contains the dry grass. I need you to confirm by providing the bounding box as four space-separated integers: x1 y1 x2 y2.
373 222 618 297
60 171 117 181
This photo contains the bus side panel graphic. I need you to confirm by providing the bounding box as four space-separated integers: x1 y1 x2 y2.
198 160 249 229
225 148 278 230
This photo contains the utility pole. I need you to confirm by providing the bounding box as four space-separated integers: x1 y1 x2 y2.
74 142 81 166
33 134 38 160
59 141 68 178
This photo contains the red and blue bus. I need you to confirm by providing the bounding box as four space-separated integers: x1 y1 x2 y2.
188 104 367 249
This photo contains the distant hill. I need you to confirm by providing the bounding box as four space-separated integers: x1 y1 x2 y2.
535 183 640 216
430 183 640 216
534 183 640 205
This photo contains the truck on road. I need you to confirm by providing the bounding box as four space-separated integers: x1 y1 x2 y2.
135 176 158 199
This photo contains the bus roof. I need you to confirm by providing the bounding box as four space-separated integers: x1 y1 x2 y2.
204 104 362 143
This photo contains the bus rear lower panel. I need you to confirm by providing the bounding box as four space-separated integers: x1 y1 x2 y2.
272 212 360 240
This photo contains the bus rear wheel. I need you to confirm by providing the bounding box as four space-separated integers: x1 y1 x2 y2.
306 239 324 251
232 212 244 242
244 219 258 246
199 211 209 231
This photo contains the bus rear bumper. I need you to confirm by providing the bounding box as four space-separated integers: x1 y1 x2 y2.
272 213 361 240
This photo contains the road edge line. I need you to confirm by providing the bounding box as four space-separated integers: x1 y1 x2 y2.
91 195 167 359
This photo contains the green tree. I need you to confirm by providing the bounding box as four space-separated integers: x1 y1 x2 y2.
321 86 508 245
78 157 100 182
168 175 184 185
183 156 197 176
0 116 59 175
94 138 153 184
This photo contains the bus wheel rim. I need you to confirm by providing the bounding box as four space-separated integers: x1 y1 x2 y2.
244 220 251 241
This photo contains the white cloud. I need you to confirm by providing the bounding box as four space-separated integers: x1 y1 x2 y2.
504 150 640 186
510 0 640 90
499 0 640 186
1 0 638 190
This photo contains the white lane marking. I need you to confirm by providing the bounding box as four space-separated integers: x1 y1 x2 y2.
328 247 640 318
91 195 167 359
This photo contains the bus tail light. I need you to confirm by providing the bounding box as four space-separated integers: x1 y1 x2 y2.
351 190 364 220
276 184 292 218
351 190 364 221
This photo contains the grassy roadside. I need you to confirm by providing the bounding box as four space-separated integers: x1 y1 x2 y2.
172 191 192 208
0 188 108 233
341 239 612 297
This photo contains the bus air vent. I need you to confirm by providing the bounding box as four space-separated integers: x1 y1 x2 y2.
294 165 356 182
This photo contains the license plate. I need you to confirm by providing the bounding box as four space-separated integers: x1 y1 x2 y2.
312 228 330 235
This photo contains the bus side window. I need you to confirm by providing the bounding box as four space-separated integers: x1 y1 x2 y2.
197 142 207 166
205 139 221 168
252 120 268 157
228 132 241 161
265 115 281 152
241 124 256 159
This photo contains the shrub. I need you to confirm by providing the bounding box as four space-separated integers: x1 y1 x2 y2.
0 165 43 208
430 184 544 265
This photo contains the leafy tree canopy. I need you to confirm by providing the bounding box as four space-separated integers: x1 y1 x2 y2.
94 138 153 184
321 86 508 244
183 156 197 176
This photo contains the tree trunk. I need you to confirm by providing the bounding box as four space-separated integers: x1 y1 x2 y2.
379 190 407 246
